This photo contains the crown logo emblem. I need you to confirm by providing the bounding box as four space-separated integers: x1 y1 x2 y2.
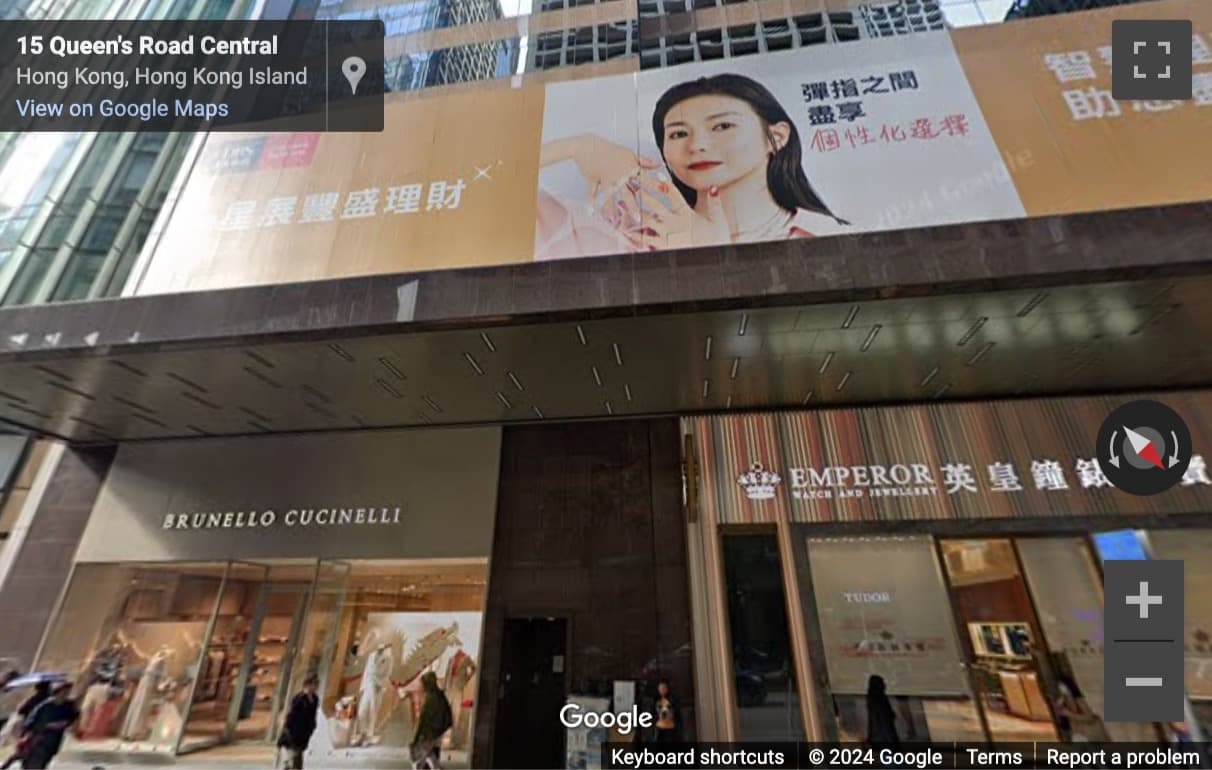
737 462 781 501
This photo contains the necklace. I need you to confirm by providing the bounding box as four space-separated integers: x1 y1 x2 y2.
730 208 792 241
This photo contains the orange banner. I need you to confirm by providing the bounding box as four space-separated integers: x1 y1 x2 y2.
953 0 1212 217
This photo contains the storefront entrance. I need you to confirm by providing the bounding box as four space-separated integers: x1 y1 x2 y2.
25 424 503 767
177 560 348 753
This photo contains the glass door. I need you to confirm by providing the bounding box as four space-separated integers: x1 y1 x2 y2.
216 562 316 744
260 563 318 743
171 561 269 752
938 539 1059 743
285 560 350 702
1016 536 1157 742
721 532 806 740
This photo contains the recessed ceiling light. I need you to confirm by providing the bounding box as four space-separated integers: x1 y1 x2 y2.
605 401 614 415
818 351 834 374
576 325 587 346
836 371 852 391
422 396 443 413
702 379 710 399
624 384 633 402
378 357 406 380
860 324 881 352
725 395 732 408
480 332 497 352
730 358 740 380
496 391 512 409
934 383 951 399
704 335 713 361
967 342 994 366
592 366 603 387
531 405 545 419
738 313 749 336
1016 292 1048 318
327 344 353 362
613 343 623 366
842 306 859 329
508 371 524 391
801 390 814 405
463 352 485 375
957 317 987 346
376 379 402 399
919 366 940 387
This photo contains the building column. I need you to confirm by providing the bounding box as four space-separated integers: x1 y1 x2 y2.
0 444 113 671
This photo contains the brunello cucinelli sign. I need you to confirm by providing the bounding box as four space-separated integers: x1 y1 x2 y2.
160 506 404 531
687 390 1212 525
76 426 501 562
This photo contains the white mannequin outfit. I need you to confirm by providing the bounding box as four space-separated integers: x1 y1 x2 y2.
355 645 392 744
122 646 169 740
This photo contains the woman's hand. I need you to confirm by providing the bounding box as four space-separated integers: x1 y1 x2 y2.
624 178 731 251
540 134 661 195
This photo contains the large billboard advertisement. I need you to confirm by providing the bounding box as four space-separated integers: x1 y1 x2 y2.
135 0 1212 295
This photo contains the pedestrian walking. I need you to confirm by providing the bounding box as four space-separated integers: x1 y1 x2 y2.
19 682 78 770
276 675 320 770
1 682 51 770
411 672 452 770
865 674 900 748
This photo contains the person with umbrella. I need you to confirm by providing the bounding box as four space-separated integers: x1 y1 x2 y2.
19 682 78 770
1 680 51 770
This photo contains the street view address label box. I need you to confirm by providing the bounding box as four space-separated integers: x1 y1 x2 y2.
0 20 384 131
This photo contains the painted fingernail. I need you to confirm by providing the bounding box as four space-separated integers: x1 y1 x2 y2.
709 186 719 197
658 182 670 194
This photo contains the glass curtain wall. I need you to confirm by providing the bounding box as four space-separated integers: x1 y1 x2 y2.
0 0 254 307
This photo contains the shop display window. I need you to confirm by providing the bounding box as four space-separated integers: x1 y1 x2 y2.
805 536 985 743
302 560 487 769
35 558 488 768
37 563 227 754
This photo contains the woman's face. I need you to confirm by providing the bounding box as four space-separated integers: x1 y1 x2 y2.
661 94 776 192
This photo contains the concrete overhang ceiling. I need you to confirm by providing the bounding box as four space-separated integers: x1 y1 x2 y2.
0 276 1209 443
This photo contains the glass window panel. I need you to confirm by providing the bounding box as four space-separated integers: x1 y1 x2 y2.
722 533 805 740
808 535 983 743
1016 537 1154 741
294 559 488 768
940 539 1059 742
38 563 228 756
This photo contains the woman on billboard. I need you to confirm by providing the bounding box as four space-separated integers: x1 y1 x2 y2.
535 73 848 259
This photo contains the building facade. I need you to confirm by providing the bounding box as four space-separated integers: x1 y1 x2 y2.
0 0 1210 765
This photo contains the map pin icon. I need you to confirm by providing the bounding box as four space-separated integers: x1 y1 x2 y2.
342 56 366 96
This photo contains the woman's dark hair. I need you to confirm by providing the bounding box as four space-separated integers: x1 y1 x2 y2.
652 73 845 224
866 674 886 697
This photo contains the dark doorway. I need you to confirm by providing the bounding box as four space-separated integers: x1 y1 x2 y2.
492 617 569 768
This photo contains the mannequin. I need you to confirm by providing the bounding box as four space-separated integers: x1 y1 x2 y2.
444 650 477 749
122 644 172 741
79 636 129 738
355 642 392 745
